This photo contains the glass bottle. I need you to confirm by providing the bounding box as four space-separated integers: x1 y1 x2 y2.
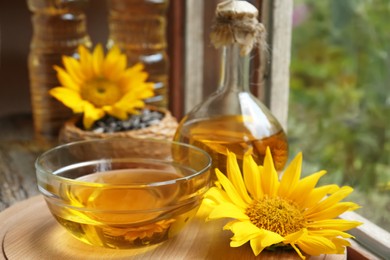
27 0 91 141
106 0 169 109
174 43 289 177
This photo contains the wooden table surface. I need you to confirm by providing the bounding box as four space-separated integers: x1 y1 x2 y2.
0 114 54 211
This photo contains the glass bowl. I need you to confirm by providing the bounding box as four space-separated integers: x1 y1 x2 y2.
35 138 211 249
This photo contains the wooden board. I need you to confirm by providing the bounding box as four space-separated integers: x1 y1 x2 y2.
0 196 346 260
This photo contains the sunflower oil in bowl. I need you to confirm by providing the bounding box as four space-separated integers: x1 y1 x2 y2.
42 162 206 249
36 138 211 249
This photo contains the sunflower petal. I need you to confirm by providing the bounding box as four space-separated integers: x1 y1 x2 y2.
309 229 354 239
126 70 149 83
290 244 306 260
215 169 247 209
103 45 127 80
261 147 280 197
126 63 145 76
332 237 351 254
301 184 340 208
49 87 84 113
284 228 306 243
296 234 337 256
306 202 360 221
226 222 285 255
243 151 263 199
249 229 285 256
208 203 249 221
204 187 232 205
289 170 327 206
307 219 362 231
118 88 154 107
226 221 262 247
82 102 105 129
305 186 354 216
92 44 104 76
78 44 94 79
197 198 215 218
62 56 84 85
54 66 80 91
279 152 302 198
104 105 128 120
227 151 252 203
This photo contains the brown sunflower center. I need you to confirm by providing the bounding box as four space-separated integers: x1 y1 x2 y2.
81 78 122 107
245 196 306 237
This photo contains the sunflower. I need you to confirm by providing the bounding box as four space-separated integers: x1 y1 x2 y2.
50 44 154 129
203 148 362 259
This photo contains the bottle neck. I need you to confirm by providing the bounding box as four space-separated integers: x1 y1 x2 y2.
219 44 250 92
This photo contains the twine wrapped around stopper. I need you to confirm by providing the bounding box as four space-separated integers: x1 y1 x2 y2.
210 0 267 56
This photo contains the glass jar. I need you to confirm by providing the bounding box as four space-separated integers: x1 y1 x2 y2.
27 0 91 141
174 42 289 177
106 0 170 109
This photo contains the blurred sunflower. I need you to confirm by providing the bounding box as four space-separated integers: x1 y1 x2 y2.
204 148 362 259
50 44 154 129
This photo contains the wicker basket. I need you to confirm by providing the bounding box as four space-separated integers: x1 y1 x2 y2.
58 107 179 144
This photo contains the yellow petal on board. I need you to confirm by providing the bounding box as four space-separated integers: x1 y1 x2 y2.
279 152 302 198
296 234 337 256
308 229 354 239
331 237 352 254
208 203 250 221
283 228 307 246
226 220 285 256
250 229 285 256
307 219 362 231
290 243 306 260
289 170 327 206
227 221 263 247
204 187 233 205
305 202 360 221
243 150 263 199
215 169 247 209
305 186 354 216
301 184 340 209
226 151 252 204
261 147 280 197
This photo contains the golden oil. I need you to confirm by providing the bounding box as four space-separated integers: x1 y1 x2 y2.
45 168 200 248
174 115 289 176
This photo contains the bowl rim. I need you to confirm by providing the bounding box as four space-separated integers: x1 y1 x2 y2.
35 137 212 188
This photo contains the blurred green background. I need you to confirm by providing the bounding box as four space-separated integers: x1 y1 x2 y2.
288 0 390 231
